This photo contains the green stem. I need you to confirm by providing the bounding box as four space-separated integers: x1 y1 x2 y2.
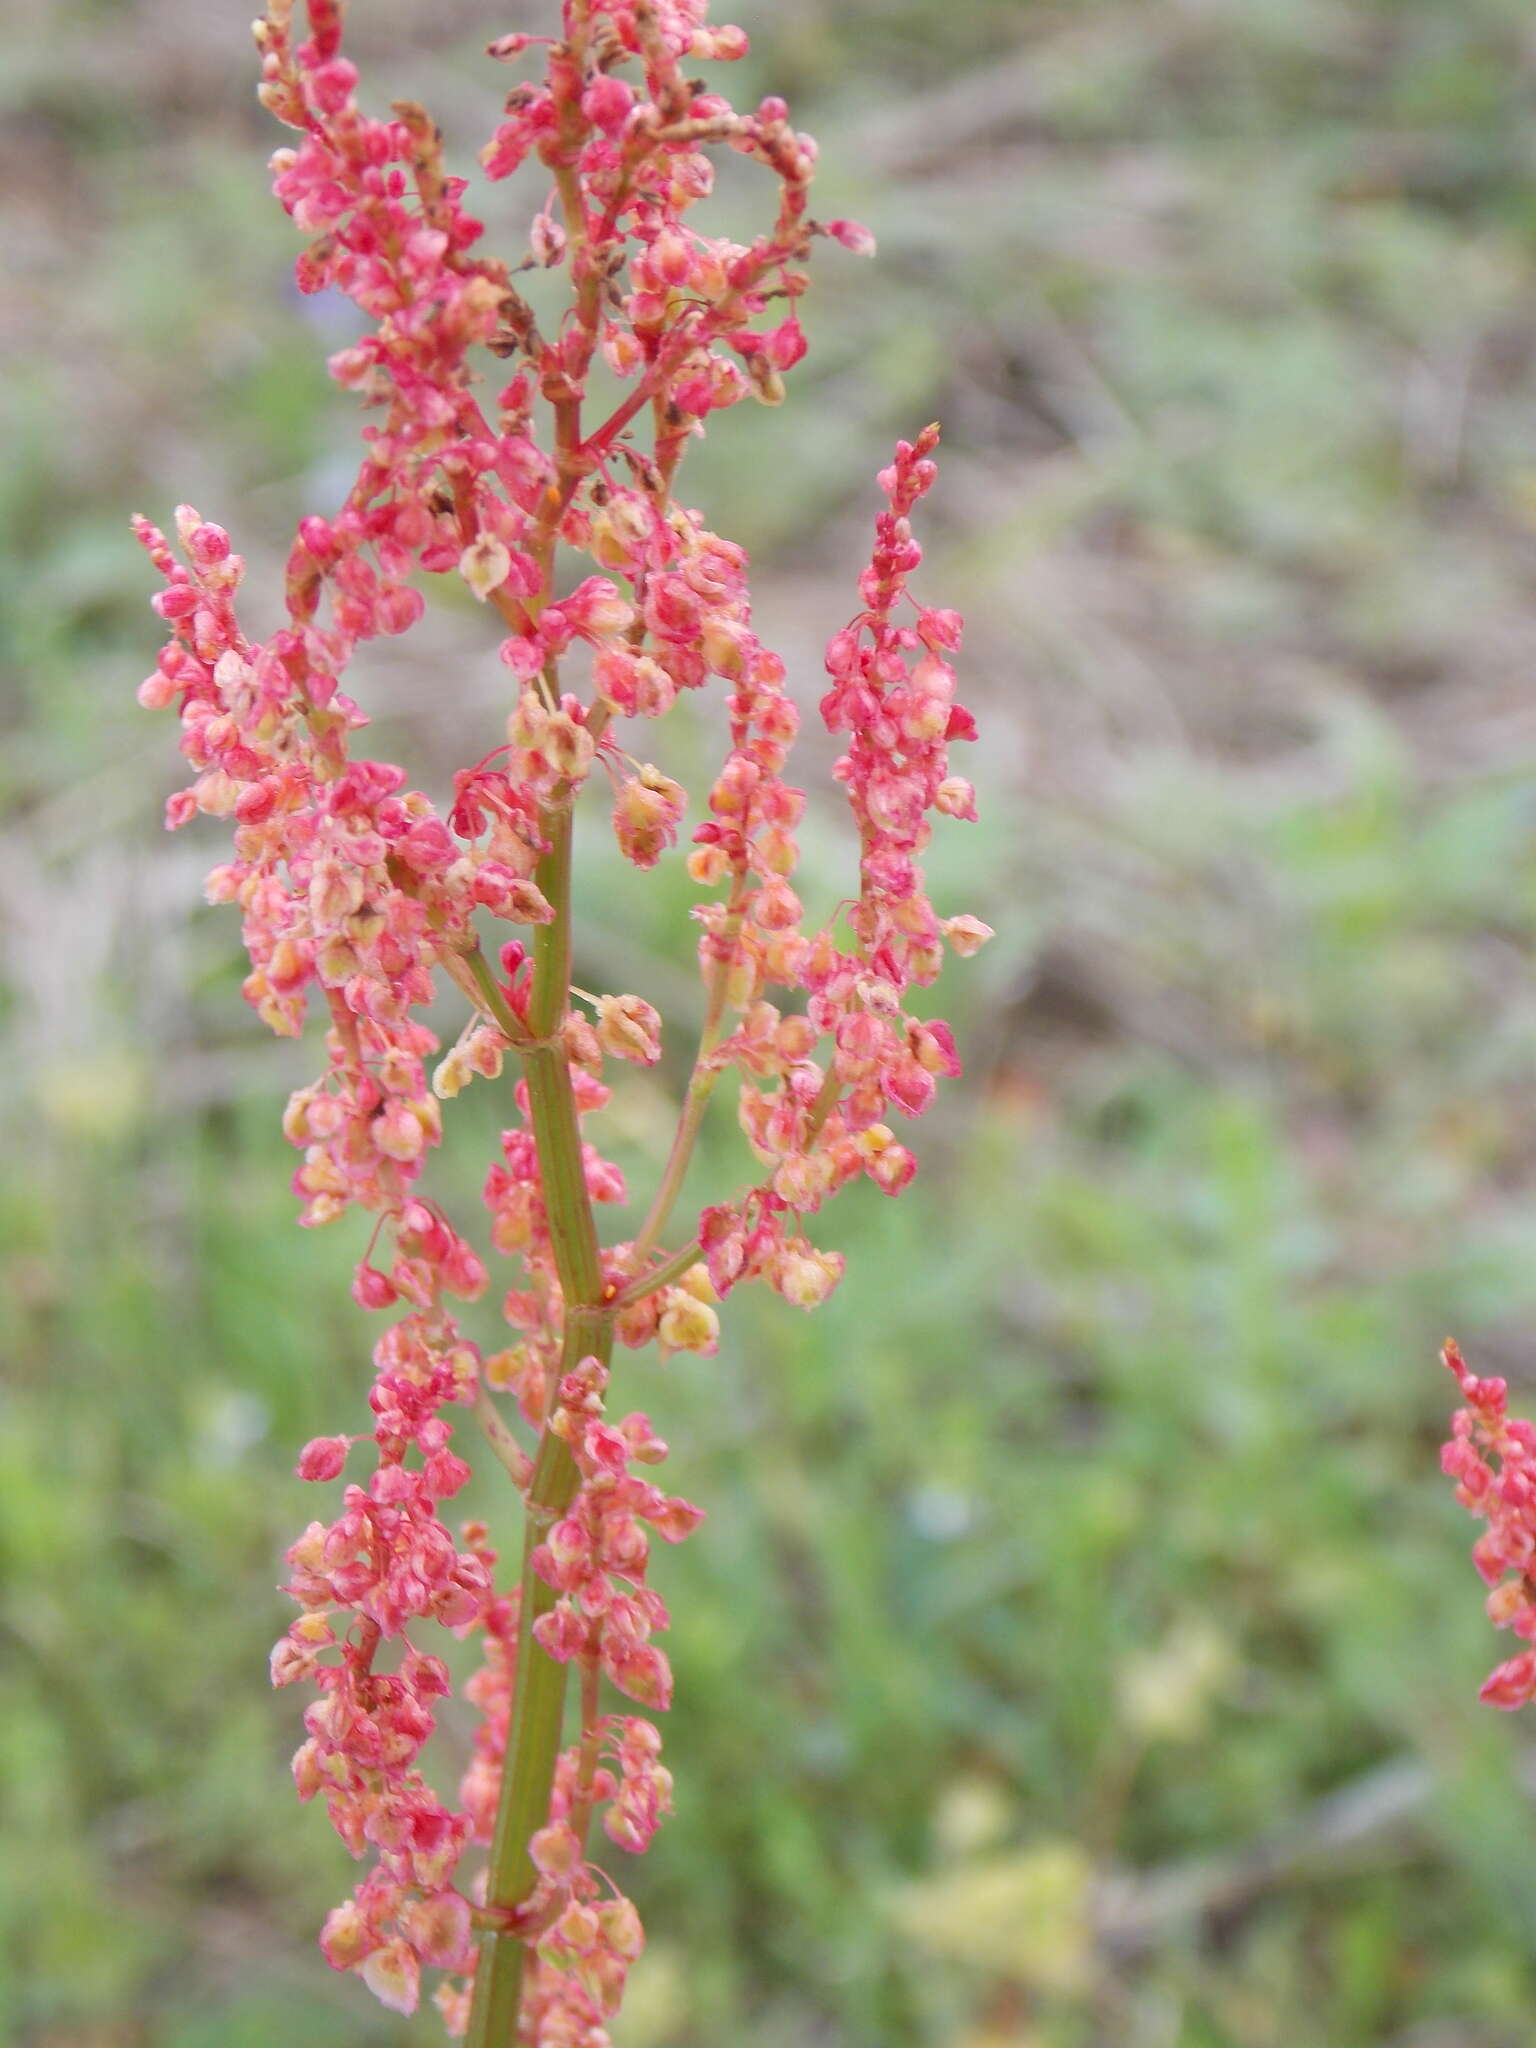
462 944 534 1048
568 1656 605 1853
473 1384 532 1488
628 905 743 1264
801 1061 844 1151
628 1061 722 1265
611 1236 704 1312
466 802 614 2048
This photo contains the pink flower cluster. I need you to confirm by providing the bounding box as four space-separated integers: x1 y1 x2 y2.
136 0 989 2035
1442 1339 1536 1709
688 428 986 1307
533 1353 703 1710
268 1305 488 2019
448 1356 701 2040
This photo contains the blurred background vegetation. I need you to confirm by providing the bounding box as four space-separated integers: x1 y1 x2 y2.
8 0 1536 2042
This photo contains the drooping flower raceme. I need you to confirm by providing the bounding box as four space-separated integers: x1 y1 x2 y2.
135 2 991 2039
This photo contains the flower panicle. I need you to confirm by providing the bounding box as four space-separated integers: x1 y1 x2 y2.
136 0 982 2034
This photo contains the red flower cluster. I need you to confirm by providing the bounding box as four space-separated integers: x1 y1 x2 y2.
136 0 988 2035
534 1354 703 1710
688 429 987 1307
1442 1340 1536 1709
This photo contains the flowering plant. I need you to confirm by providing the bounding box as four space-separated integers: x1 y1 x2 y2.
134 1 988 2038
1441 1340 1536 1710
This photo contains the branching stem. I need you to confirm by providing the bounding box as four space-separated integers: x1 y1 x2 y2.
466 803 615 2047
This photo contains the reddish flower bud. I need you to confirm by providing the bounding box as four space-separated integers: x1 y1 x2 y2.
610 1643 673 1711
297 1435 351 1482
825 217 876 256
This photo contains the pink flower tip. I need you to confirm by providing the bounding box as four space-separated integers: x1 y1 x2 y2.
296 1436 351 1482
1480 1650 1536 1710
825 218 877 257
